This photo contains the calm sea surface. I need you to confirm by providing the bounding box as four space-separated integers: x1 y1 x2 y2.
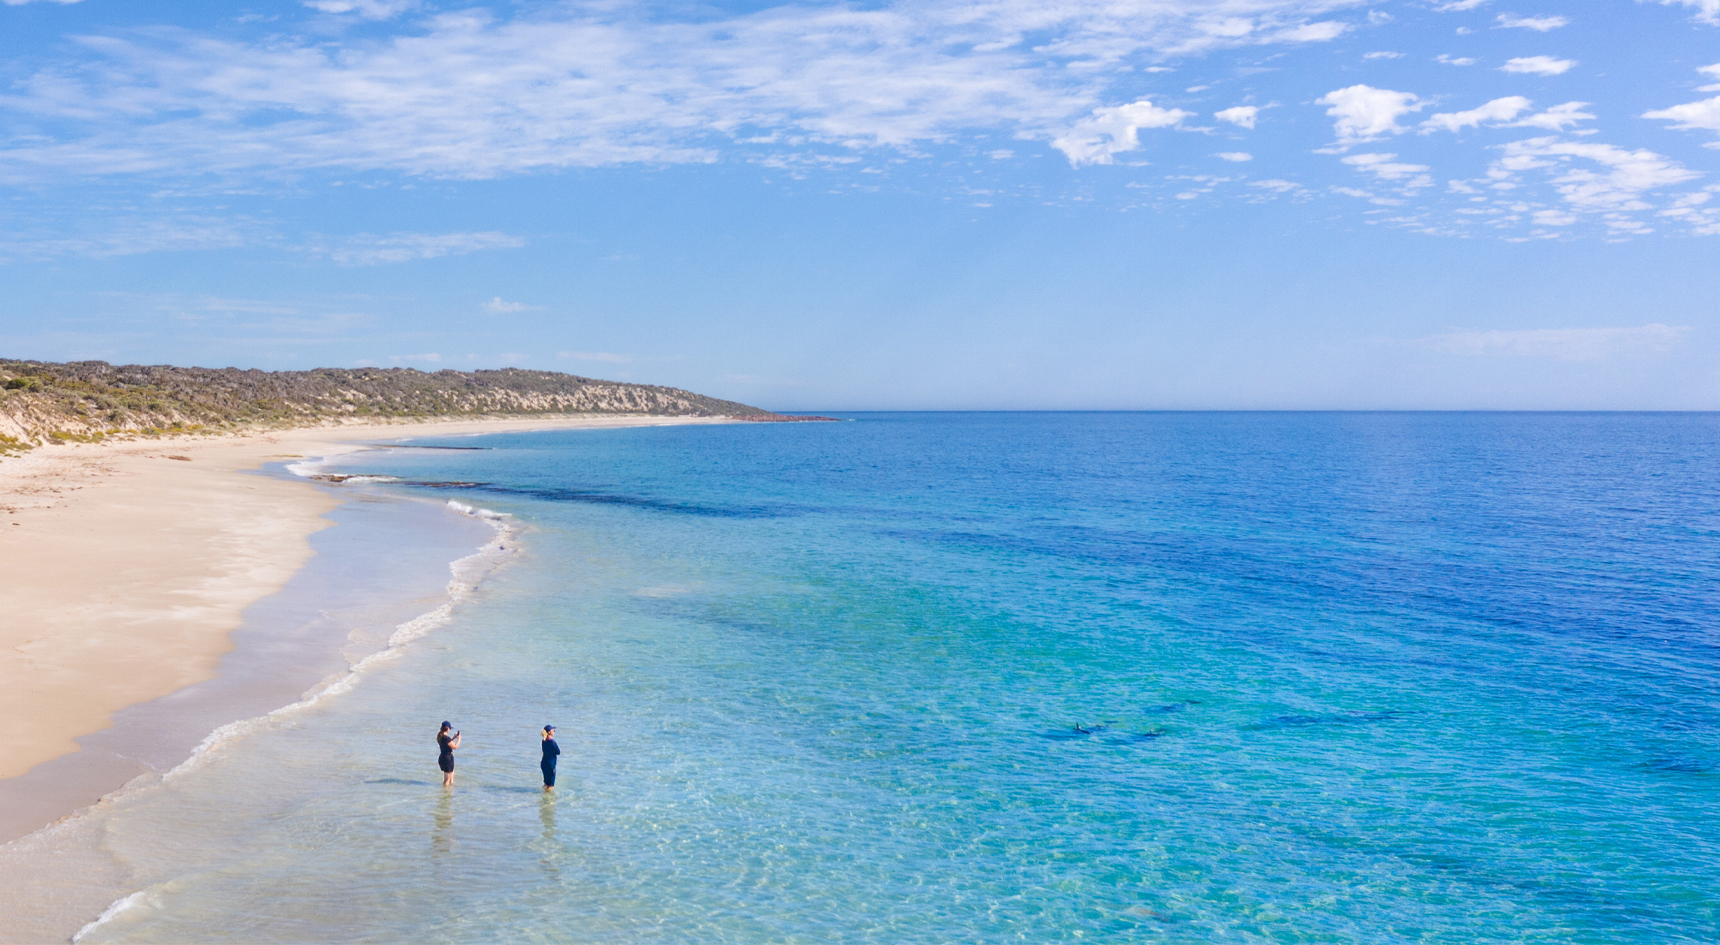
69 414 1720 942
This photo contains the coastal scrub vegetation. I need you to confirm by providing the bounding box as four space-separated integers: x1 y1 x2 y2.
0 360 778 451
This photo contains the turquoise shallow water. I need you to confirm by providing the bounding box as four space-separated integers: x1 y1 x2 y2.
58 414 1720 941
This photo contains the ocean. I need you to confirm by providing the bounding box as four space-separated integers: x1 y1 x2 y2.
15 413 1720 942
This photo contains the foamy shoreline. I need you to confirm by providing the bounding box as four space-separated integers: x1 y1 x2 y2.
0 414 730 849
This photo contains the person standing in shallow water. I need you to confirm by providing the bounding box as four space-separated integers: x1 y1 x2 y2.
437 722 461 788
540 725 560 792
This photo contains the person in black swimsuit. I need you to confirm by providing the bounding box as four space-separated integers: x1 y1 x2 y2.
437 721 461 788
540 725 560 792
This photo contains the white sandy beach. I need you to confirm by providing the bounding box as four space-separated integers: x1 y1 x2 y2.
0 415 727 835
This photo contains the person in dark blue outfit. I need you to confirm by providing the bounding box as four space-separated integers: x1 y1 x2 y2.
540 725 560 792
437 721 461 788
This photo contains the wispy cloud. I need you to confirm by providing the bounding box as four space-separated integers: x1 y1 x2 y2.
0 216 254 261
302 0 413 18
1501 56 1577 76
1424 323 1689 360
1419 97 1593 133
1420 96 1532 133
319 232 525 266
0 0 1361 182
1341 153 1431 186
1644 66 1720 145
1495 13 1568 30
1652 0 1720 24
1488 138 1699 222
481 297 541 314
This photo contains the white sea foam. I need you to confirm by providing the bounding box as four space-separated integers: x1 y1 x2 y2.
284 457 328 478
160 501 519 782
446 498 510 519
72 890 147 943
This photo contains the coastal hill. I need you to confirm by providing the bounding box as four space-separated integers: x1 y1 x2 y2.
0 360 787 452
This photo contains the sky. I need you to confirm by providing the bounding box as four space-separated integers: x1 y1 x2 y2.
1 0 1717 409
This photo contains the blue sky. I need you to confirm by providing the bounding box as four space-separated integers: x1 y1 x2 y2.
1 0 1717 409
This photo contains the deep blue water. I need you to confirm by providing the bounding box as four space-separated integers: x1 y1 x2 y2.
72 413 1720 942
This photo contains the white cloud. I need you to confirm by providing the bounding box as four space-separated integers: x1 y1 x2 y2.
1251 178 1302 192
1651 0 1720 24
1363 51 1404 60
1490 138 1700 216
1216 151 1253 161
1645 93 1720 140
1495 13 1568 30
481 297 541 314
302 0 412 18
1342 153 1433 187
1272 21 1350 43
1421 96 1532 133
1418 97 1592 134
1435 0 1490 10
1502 56 1576 76
1658 186 1720 233
0 0 1373 182
1509 101 1595 131
323 231 526 266
1215 105 1259 128
1316 85 1423 146
1052 99 1192 166
1425 324 1689 360
389 353 443 363
1436 54 1476 66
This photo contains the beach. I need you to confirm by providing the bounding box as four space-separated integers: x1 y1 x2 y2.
0 415 729 849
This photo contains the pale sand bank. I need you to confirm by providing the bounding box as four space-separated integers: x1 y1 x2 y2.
0 415 726 840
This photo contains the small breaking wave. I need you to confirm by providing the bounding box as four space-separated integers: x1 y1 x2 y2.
72 890 148 943
284 457 329 478
446 499 511 520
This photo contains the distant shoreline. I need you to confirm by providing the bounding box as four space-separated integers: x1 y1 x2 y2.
0 413 731 848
